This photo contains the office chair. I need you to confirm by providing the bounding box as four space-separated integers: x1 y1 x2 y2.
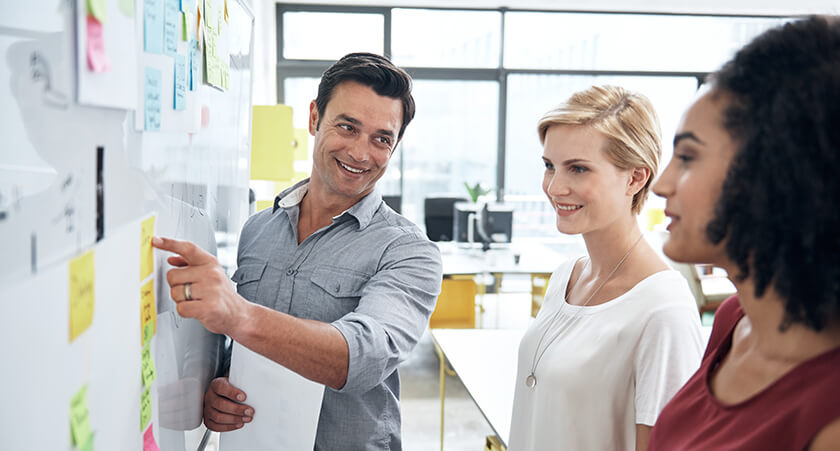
424 196 467 241
382 195 402 214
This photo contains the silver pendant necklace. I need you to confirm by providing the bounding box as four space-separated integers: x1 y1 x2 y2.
526 234 643 388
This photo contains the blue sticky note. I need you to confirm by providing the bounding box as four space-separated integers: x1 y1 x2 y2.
174 54 186 110
163 0 179 57
143 0 163 54
180 0 194 12
189 39 199 90
144 67 162 131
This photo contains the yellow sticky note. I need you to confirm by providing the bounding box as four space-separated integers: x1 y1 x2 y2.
69 251 95 342
140 386 151 431
70 385 92 446
140 279 156 346
250 105 294 181
140 216 155 281
141 343 157 388
87 0 107 24
223 0 228 23
293 128 309 160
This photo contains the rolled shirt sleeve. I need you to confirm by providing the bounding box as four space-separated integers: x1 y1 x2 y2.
331 233 442 394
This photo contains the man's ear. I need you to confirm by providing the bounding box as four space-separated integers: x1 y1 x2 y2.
627 167 651 196
308 100 319 136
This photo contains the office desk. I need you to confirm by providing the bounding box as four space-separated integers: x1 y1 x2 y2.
438 241 573 277
431 329 524 450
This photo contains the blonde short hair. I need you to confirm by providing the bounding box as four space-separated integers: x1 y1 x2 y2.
537 85 662 215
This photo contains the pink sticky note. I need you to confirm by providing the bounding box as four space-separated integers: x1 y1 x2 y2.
86 15 110 72
143 424 161 451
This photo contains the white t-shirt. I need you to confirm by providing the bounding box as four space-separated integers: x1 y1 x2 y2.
509 257 704 451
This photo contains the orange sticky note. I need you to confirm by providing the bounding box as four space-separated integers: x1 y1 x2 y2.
143 424 161 451
86 16 110 73
140 216 155 281
140 279 156 346
69 250 95 342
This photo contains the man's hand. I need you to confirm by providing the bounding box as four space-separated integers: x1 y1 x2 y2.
152 236 249 336
203 377 253 432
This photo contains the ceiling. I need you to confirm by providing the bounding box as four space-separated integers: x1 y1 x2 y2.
274 0 839 16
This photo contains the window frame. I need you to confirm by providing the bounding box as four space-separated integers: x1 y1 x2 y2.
275 4 791 203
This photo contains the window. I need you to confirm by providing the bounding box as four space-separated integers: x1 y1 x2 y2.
276 5 791 239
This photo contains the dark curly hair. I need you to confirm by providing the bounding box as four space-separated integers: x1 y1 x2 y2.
707 16 840 331
315 52 415 142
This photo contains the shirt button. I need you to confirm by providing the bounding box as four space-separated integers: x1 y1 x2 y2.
286 268 296 276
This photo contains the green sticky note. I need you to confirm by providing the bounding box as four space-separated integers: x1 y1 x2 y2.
142 344 157 388
70 385 92 446
80 433 95 451
143 322 154 347
140 386 151 431
119 0 134 17
87 0 108 24
181 12 188 41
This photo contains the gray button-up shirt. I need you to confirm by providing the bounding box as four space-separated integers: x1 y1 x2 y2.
232 179 442 450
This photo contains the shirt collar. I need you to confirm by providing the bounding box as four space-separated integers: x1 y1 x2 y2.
272 178 382 230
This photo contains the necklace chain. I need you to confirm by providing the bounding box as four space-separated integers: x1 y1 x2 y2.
526 233 644 388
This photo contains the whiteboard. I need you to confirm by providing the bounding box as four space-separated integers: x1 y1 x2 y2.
0 0 254 449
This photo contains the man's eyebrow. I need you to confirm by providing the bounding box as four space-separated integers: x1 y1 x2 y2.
673 131 704 147
335 114 361 125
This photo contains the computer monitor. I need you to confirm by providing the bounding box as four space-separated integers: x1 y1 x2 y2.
424 196 467 241
454 202 513 244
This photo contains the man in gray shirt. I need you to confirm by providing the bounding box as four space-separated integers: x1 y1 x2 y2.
153 53 443 449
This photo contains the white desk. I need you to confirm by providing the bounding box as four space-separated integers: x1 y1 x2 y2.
431 326 713 450
438 241 580 277
431 329 524 450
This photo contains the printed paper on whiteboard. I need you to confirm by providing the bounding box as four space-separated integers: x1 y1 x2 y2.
219 342 324 450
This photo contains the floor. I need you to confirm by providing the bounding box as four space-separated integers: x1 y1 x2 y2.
401 278 533 451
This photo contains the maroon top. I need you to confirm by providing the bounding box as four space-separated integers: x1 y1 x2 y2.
648 296 840 450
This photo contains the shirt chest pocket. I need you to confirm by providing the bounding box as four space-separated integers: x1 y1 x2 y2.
307 265 370 322
231 262 267 303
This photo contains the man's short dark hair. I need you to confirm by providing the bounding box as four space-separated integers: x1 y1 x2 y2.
707 16 840 330
314 52 415 142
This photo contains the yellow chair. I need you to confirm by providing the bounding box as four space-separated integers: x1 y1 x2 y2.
429 276 477 329
530 273 551 318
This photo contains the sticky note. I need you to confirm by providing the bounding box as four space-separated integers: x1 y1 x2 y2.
119 0 134 17
250 105 295 181
140 215 155 280
143 322 154 345
204 0 214 31
140 279 156 345
179 0 194 12
87 0 107 24
223 0 228 23
195 5 201 40
143 0 163 54
142 343 157 388
86 16 110 73
70 385 92 446
69 250 95 342
189 39 199 90
163 0 179 57
293 128 309 160
181 12 188 41
174 54 186 110
143 424 162 451
144 67 162 131
80 434 94 451
140 386 151 431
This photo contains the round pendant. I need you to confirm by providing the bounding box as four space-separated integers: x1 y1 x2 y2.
525 373 536 388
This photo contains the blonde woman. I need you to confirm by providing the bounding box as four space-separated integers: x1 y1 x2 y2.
509 86 703 451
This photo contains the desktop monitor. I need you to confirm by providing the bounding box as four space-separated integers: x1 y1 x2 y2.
453 202 514 244
424 196 467 241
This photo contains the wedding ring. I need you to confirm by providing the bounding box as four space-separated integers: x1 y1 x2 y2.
184 282 193 301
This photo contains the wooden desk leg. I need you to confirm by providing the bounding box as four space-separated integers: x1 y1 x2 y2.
434 341 446 451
